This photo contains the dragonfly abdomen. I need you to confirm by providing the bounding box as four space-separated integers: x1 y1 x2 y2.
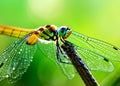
0 26 34 38
61 41 99 86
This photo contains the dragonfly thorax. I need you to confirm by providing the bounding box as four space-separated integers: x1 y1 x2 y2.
37 25 58 41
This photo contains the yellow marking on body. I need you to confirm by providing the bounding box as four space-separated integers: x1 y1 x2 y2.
45 25 57 32
26 34 38 45
49 25 57 31
0 26 35 38
63 30 72 39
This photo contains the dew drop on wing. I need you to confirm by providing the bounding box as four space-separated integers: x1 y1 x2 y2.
18 52 21 54
5 75 9 78
12 67 15 71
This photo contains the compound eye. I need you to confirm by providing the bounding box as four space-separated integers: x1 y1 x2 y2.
61 27 66 33
61 27 66 30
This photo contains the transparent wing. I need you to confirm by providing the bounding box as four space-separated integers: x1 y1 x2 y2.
66 31 120 71
0 34 36 83
37 39 75 79
76 46 114 72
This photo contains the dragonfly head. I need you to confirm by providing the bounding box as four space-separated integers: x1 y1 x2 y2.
58 26 72 39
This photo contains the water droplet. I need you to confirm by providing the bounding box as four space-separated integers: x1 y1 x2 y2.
18 52 21 54
30 59 32 62
4 59 8 62
13 67 15 70
20 49 22 51
5 75 9 78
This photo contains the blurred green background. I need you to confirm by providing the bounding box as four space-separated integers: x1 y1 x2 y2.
0 0 120 86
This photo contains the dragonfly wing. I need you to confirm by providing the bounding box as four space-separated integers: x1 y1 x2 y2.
71 31 120 61
37 39 75 79
76 46 114 72
0 34 36 83
66 31 119 71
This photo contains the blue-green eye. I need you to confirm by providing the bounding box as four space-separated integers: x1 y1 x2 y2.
58 26 68 36
58 26 72 39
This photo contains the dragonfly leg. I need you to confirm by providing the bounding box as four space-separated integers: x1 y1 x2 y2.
56 40 71 64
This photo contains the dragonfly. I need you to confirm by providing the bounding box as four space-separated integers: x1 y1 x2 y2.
0 25 120 84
